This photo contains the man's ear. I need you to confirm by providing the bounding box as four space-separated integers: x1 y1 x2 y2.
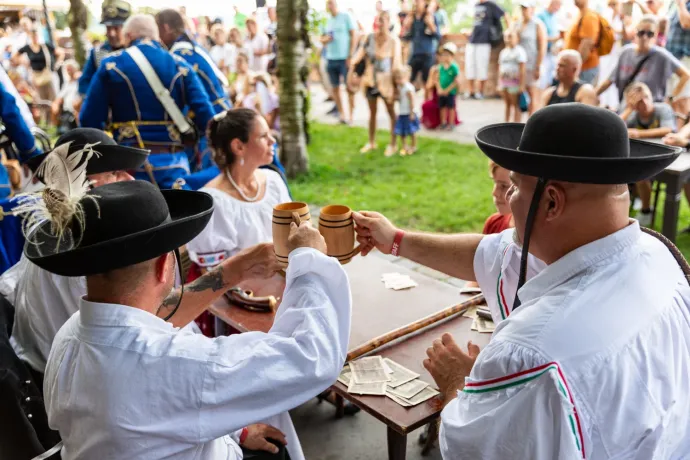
543 183 566 222
154 253 173 284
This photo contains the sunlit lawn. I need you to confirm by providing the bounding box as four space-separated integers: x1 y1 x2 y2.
293 123 690 259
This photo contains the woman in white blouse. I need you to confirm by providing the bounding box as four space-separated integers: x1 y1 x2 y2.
187 108 291 271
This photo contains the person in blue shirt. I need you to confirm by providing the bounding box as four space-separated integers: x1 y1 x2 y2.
79 14 215 190
403 0 441 100
155 8 232 176
536 0 562 88
0 82 41 199
76 0 132 106
320 0 357 124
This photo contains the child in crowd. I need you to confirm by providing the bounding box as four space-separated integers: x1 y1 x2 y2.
620 82 676 227
437 42 460 130
241 73 280 132
393 66 419 156
498 29 527 122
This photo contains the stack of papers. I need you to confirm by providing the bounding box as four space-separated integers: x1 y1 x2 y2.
338 357 439 407
381 273 418 290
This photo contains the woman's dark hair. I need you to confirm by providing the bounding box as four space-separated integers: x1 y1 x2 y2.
206 108 260 169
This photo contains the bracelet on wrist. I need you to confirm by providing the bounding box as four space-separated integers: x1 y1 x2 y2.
391 230 405 257
239 427 249 444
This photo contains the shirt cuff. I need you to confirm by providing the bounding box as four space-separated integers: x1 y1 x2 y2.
229 428 244 444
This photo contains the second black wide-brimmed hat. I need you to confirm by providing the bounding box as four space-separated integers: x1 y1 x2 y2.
25 180 214 277
475 103 682 184
27 128 149 179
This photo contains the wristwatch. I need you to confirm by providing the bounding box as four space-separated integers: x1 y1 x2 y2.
669 95 675 103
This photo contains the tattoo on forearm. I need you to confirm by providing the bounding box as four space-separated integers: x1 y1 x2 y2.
156 290 181 317
155 267 228 319
187 267 227 292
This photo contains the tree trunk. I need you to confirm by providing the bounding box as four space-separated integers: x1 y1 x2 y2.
68 0 88 67
277 0 309 177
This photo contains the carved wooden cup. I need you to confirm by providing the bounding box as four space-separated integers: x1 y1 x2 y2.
318 205 357 265
272 202 311 268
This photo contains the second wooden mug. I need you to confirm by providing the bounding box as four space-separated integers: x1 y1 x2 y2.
318 205 357 265
273 201 311 268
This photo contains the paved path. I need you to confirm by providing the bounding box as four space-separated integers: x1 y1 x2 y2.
309 84 506 145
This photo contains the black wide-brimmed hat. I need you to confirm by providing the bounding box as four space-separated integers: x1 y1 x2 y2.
25 180 214 277
476 103 682 184
475 103 682 311
27 128 149 180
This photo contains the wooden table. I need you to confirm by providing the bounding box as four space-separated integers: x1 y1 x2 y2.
211 255 491 460
655 152 690 243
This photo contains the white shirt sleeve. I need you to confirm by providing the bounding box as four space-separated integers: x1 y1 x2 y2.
440 340 585 459
196 248 352 442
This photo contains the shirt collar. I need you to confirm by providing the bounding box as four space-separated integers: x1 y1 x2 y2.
518 221 641 304
79 297 174 331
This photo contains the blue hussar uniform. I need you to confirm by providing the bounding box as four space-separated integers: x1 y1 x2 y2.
78 0 132 96
0 82 41 198
169 34 232 176
79 38 215 189
78 41 118 96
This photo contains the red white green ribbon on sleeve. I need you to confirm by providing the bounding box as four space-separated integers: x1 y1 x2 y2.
495 243 513 320
463 362 585 458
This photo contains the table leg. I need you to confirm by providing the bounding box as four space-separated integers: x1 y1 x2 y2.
662 177 683 243
387 426 407 460
334 393 345 419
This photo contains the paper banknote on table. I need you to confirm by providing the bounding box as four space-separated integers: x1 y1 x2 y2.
350 356 391 384
338 365 352 386
387 379 428 400
348 380 387 395
384 358 419 388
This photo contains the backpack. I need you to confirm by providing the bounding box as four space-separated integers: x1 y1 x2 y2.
578 12 615 57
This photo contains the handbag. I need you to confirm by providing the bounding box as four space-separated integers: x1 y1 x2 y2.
519 91 531 112
31 46 52 87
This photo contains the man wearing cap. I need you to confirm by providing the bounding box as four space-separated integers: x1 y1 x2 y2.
76 0 132 108
19 170 350 458
80 14 215 190
353 103 690 458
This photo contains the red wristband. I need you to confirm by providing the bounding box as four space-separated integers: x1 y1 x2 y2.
391 230 405 257
239 427 249 444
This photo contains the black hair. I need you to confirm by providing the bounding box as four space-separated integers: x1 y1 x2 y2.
206 108 260 169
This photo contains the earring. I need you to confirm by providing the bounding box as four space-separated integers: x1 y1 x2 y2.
240 158 245 166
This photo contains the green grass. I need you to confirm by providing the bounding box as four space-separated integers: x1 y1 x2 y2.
293 123 690 258
292 123 496 234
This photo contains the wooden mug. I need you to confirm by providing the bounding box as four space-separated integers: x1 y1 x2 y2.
318 205 358 265
273 202 311 267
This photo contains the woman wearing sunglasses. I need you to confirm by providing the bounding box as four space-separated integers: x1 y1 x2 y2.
596 14 690 110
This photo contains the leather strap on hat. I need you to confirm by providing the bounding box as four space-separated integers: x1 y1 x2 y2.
512 177 547 310
163 248 185 321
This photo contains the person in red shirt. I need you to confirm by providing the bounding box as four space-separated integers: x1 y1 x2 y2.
463 160 514 291
483 160 514 234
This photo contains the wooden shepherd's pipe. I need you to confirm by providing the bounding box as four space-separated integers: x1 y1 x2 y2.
346 294 485 362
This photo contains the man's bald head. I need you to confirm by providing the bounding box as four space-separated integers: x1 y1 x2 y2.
123 14 160 46
507 171 630 264
556 50 582 85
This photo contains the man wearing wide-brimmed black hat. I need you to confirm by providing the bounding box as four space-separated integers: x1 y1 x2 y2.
18 151 350 458
4 129 278 382
353 104 690 458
